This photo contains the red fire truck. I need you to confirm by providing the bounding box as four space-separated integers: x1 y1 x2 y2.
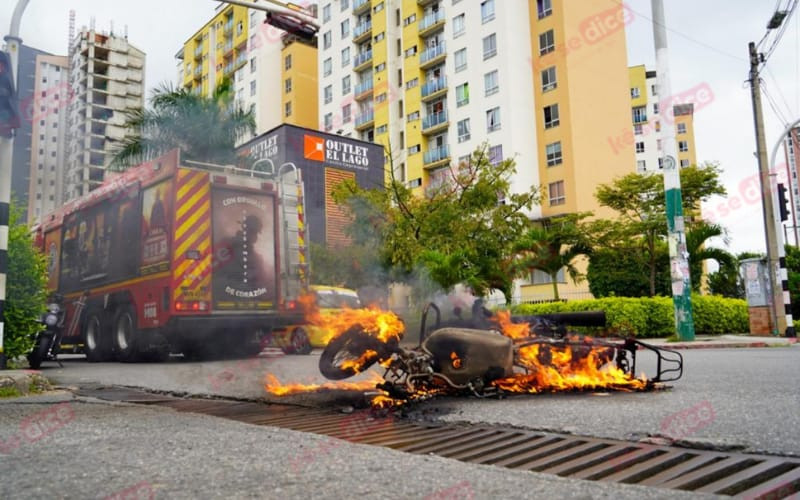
35 149 309 361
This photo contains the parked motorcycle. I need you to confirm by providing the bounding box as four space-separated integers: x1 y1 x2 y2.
28 295 66 369
319 303 683 402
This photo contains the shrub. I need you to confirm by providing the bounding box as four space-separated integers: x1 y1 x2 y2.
510 295 748 338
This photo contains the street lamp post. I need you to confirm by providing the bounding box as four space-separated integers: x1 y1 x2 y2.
0 0 30 369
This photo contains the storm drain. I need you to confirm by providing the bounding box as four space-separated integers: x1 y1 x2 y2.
78 386 800 499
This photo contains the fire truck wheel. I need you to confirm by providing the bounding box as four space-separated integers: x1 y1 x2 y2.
84 312 112 362
113 307 139 362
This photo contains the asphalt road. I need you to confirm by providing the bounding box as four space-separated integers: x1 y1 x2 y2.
38 345 800 457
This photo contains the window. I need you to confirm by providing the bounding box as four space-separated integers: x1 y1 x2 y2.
635 142 645 153
539 30 555 55
532 268 565 284
632 106 647 124
489 145 503 166
376 92 387 103
323 3 331 22
407 110 420 121
406 78 419 89
285 54 292 70
548 180 565 206
454 48 467 72
657 139 662 151
341 0 349 10
285 78 292 93
453 14 465 36
324 112 333 130
323 31 332 49
456 83 469 107
680 159 690 167
537 0 552 18
677 122 687 134
285 102 292 117
634 124 643 135
374 32 385 42
484 70 499 96
341 19 350 38
546 141 562 166
679 140 689 152
481 0 495 23
630 87 640 98
375 62 386 72
409 144 421 154
404 14 416 26
342 75 351 94
250 58 257 73
483 34 497 59
342 47 351 66
637 160 647 172
405 46 417 57
324 85 333 104
374 2 384 12
250 80 256 97
376 124 387 134
323 58 332 76
653 103 659 114
543 104 559 128
486 107 501 132
651 84 658 96
457 118 471 143
658 158 664 169
541 66 556 91
343 104 352 123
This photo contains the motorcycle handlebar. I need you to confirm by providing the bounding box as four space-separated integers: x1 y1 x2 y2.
512 311 607 328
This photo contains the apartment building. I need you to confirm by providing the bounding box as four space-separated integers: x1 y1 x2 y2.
64 28 145 200
628 65 697 173
782 127 800 246
177 3 318 142
27 55 69 224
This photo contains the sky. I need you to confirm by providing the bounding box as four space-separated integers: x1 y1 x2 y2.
2 0 799 255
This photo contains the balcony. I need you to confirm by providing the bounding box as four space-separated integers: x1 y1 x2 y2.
224 19 234 34
353 0 370 15
194 45 203 59
223 40 234 54
419 42 446 69
421 76 447 102
223 62 234 75
194 67 202 79
354 78 374 100
353 49 373 71
422 110 449 135
417 0 438 5
353 20 373 43
423 144 450 168
355 110 375 130
418 10 445 37
235 51 247 68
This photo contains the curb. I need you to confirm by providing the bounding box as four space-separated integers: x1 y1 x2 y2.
652 338 797 350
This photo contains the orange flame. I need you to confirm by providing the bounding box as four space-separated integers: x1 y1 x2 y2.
340 349 378 373
450 351 462 369
299 293 405 344
264 372 386 396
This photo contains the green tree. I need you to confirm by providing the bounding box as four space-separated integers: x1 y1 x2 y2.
594 163 726 296
110 80 255 170
685 222 735 292
784 245 800 318
3 203 48 361
332 144 539 302
511 213 592 300
707 251 762 298
587 243 671 297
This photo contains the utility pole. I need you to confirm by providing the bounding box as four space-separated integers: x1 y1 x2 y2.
0 0 30 369
749 41 788 336
652 0 694 341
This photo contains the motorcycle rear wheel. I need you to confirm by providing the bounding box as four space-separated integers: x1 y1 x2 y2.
319 327 386 380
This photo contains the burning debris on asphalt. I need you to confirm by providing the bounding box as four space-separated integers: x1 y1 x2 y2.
262 296 678 408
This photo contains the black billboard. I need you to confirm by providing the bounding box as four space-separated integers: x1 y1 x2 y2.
237 124 385 247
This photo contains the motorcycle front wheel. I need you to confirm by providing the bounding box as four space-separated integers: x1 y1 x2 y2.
27 334 51 369
319 327 388 380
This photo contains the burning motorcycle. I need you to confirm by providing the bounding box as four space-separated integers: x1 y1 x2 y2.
319 303 683 403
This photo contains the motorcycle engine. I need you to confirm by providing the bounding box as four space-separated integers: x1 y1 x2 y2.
422 328 514 386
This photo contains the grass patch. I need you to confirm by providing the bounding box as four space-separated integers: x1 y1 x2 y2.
0 385 22 398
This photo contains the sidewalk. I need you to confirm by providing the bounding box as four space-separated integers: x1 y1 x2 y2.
644 334 798 349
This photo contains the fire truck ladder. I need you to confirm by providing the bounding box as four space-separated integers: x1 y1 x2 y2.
277 163 309 301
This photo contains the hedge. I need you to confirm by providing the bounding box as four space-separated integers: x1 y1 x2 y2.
508 295 749 338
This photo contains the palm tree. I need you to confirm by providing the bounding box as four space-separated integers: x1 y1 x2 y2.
685 222 735 292
512 214 592 301
110 79 255 170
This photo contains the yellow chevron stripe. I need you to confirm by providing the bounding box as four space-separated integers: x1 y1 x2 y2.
172 238 211 280
175 219 210 258
173 255 212 300
176 171 204 203
175 200 209 241
176 183 210 220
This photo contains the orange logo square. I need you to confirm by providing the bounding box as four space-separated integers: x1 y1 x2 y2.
304 135 325 162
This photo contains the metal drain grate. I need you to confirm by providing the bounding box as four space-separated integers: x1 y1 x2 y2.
78 386 800 499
